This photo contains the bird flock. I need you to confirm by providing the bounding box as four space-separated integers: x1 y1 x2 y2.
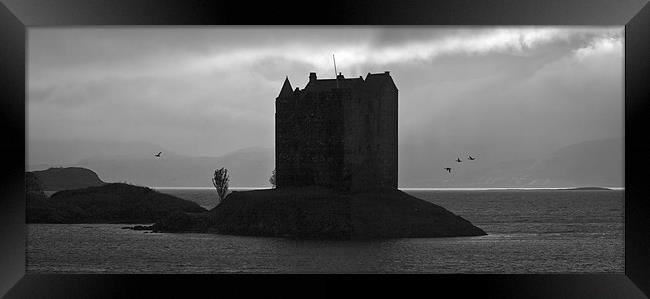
444 153 476 174
154 149 474 174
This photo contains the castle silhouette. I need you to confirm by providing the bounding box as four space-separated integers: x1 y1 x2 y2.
275 71 398 193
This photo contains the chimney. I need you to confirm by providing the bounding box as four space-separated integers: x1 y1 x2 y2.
309 72 317 82
336 72 344 80
384 71 390 75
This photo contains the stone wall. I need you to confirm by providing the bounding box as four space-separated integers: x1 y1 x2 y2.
342 83 398 192
276 90 345 189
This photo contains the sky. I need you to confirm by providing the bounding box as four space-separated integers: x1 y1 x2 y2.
28 27 623 169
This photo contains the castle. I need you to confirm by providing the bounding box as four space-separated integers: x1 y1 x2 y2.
275 71 398 193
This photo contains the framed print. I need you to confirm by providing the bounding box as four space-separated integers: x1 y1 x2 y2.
1 0 649 298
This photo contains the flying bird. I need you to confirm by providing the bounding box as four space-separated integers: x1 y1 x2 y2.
468 154 476 160
456 157 462 163
444 167 452 173
154 152 162 158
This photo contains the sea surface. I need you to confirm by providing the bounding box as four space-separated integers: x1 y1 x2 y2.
27 189 624 273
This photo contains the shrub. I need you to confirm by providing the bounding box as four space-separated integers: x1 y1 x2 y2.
212 167 230 203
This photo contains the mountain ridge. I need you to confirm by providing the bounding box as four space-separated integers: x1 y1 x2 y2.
28 137 622 188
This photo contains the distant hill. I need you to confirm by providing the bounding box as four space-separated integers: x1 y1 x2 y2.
29 138 621 189
530 138 623 187
27 183 206 224
27 139 170 168
74 147 274 187
30 167 106 191
29 142 274 188
399 137 623 188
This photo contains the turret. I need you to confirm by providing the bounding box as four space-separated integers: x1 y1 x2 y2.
278 76 293 98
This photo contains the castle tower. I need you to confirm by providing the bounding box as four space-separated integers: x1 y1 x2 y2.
275 71 398 193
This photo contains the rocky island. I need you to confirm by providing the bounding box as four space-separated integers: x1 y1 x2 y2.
152 187 486 239
27 182 206 224
26 174 486 238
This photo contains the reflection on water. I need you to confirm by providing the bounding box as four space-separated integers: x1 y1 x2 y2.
27 190 624 273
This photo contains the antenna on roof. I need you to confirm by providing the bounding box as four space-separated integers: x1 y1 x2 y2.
333 54 339 88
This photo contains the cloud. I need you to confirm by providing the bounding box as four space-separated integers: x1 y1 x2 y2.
28 27 623 164
29 27 622 89
573 33 623 61
179 27 623 77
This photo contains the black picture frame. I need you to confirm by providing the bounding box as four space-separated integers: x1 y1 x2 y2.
1 0 649 298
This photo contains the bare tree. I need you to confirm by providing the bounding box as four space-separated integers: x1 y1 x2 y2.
212 167 230 203
269 169 276 188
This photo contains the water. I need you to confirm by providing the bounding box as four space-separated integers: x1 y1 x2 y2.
27 189 624 273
